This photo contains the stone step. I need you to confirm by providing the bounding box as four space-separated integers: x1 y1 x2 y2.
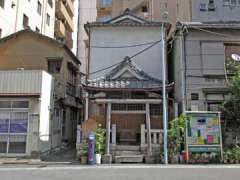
115 150 142 156
114 155 144 163
116 145 140 151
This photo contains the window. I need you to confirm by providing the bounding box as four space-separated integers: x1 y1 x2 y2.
191 93 199 100
150 104 162 116
223 0 238 5
207 102 222 111
37 1 42 15
0 101 11 108
12 101 29 108
142 6 148 12
0 28 2 38
164 2 168 8
112 104 145 111
0 101 29 154
46 14 50 26
101 0 112 6
0 0 4 8
22 14 29 29
47 59 62 73
48 0 53 8
200 3 208 11
0 111 28 154
231 0 237 5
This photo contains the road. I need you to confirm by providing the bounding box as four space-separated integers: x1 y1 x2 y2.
0 165 240 180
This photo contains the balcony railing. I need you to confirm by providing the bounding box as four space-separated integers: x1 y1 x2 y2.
56 0 74 32
66 83 76 97
62 0 74 17
55 20 66 38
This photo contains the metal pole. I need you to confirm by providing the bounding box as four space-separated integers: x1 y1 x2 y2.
162 23 168 164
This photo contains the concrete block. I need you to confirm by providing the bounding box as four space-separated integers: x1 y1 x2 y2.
102 154 112 164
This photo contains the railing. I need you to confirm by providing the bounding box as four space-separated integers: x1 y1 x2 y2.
140 124 163 146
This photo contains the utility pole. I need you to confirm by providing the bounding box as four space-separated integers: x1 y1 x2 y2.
162 20 168 164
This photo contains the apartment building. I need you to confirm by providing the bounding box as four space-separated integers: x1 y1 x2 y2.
55 0 75 49
0 0 55 38
176 0 240 22
97 0 177 24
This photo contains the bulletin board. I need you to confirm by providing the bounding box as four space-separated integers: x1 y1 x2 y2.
185 111 223 161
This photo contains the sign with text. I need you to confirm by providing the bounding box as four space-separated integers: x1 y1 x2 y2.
185 112 223 159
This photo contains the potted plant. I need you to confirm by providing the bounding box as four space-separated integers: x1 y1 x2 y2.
80 139 88 164
168 115 186 164
95 124 105 165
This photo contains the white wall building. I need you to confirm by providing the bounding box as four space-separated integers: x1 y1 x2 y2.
0 0 55 38
86 10 168 80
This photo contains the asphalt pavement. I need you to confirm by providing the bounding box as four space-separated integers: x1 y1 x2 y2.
0 165 240 180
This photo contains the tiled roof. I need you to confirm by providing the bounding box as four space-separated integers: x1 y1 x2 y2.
85 8 170 30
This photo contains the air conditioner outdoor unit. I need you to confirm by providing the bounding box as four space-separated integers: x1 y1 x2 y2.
208 3 216 11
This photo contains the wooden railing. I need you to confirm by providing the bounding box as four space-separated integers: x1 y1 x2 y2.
140 124 163 146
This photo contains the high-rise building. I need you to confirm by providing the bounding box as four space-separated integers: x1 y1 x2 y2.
0 0 55 38
77 0 97 74
55 0 75 49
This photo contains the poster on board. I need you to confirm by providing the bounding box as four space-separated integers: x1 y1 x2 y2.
185 111 223 162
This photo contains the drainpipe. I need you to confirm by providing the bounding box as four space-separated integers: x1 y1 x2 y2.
179 27 186 113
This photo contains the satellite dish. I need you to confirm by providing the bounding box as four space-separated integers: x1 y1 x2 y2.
231 54 240 62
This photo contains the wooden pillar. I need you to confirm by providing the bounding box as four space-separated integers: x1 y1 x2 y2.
146 103 152 156
105 102 111 155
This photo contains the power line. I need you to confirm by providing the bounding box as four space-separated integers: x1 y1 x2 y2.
129 40 161 59
189 26 234 38
89 40 161 75
90 40 161 49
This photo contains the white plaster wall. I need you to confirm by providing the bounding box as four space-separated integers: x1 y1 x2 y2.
0 0 55 38
89 26 164 80
39 71 52 142
0 0 17 37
